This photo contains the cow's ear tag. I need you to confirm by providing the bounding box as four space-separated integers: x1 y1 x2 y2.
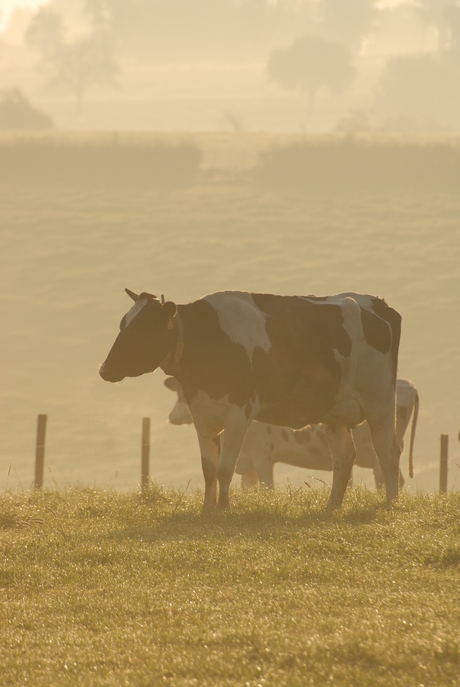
167 317 174 330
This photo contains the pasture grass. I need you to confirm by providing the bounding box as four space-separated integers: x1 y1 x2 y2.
1 486 460 686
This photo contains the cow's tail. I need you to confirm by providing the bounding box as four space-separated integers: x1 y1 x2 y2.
408 391 419 479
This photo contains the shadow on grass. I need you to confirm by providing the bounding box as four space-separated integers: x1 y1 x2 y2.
112 487 388 544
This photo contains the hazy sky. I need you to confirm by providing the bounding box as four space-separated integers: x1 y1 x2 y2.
0 0 50 33
1 0 407 35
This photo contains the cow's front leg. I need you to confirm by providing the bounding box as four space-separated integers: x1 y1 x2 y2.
326 424 357 509
217 411 251 509
197 432 221 511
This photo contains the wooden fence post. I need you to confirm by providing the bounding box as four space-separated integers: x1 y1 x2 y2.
34 414 47 490
141 417 150 491
439 434 448 494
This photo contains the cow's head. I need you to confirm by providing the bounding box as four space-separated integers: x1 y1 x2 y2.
99 289 177 383
164 376 193 425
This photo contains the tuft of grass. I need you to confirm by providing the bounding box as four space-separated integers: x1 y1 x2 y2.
1 487 460 686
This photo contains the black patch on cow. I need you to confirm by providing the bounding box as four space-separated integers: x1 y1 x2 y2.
310 447 322 456
398 406 408 421
251 294 352 427
245 402 253 420
370 297 401 380
173 299 254 410
270 443 274 451
281 429 289 442
359 306 391 355
164 376 179 391
266 425 272 434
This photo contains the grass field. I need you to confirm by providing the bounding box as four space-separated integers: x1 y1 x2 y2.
1 487 460 686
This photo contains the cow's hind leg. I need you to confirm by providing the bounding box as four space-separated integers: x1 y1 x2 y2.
367 419 401 504
326 424 356 509
197 432 220 511
372 454 405 491
372 455 385 490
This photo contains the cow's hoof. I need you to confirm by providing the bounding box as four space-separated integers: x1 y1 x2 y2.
201 498 217 513
217 495 230 510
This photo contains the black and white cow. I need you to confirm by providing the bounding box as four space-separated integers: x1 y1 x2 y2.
100 290 402 509
164 377 418 489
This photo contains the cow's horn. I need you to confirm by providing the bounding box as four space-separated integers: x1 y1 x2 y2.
160 294 165 304
125 288 138 301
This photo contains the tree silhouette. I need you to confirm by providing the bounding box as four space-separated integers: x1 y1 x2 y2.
267 35 355 117
91 0 317 62
25 7 64 61
0 89 54 130
412 0 458 50
26 6 119 111
316 0 379 53
375 52 460 131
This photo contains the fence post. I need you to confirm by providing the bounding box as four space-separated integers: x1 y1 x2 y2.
439 434 448 494
34 414 47 490
141 417 150 491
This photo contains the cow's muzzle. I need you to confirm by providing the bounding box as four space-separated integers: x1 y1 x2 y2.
99 363 124 383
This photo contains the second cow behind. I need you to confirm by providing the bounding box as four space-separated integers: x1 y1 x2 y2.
164 376 418 489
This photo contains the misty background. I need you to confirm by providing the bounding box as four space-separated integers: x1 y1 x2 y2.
2 0 460 133
1 0 459 495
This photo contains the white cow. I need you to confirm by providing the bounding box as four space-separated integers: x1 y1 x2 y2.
164 377 418 489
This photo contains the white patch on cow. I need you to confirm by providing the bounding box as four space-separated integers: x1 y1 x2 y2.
203 291 271 363
187 388 230 438
124 296 150 328
169 388 193 425
187 386 259 442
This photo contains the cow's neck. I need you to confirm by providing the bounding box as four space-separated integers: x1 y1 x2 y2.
160 308 184 375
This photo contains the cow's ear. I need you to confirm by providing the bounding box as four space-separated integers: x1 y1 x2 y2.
125 288 138 301
164 377 179 392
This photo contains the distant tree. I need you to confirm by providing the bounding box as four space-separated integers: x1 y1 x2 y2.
95 0 317 62
0 89 54 130
316 0 380 53
375 52 460 131
25 6 119 111
267 35 355 117
25 7 64 60
53 32 118 111
444 4 460 62
84 0 114 33
412 0 458 50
